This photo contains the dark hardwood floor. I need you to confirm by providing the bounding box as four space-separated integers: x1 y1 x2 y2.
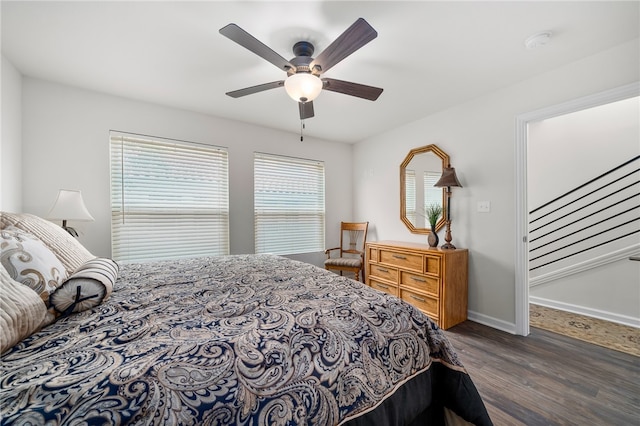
444 321 640 425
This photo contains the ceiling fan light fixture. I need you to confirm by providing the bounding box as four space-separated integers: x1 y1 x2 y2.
284 73 322 102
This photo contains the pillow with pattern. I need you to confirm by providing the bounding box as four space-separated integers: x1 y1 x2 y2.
0 226 67 306
49 257 118 317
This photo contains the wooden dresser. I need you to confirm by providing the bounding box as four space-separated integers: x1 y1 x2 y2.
365 240 468 330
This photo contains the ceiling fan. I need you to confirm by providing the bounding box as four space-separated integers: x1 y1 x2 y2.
219 18 383 120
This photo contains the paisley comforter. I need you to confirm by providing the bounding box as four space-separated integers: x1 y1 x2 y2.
0 254 491 425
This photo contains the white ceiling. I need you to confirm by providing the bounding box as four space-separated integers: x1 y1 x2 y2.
2 1 638 143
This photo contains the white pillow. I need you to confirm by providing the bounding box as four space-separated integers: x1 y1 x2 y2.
0 226 67 305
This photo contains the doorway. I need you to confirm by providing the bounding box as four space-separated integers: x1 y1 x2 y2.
514 82 639 336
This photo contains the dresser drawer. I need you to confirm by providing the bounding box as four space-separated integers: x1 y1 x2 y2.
369 278 398 297
367 246 379 263
400 271 439 296
401 288 439 318
425 255 441 276
379 249 422 272
369 263 398 282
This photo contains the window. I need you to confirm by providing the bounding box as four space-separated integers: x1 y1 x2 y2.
110 132 229 263
254 152 325 255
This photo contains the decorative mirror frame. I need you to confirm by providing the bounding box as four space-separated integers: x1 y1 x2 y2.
400 144 449 234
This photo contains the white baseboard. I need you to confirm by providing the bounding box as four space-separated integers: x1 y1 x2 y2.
530 296 640 328
467 310 517 335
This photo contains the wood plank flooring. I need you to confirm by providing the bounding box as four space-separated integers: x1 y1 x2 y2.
443 321 640 425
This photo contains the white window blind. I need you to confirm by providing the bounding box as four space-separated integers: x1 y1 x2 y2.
110 132 229 263
254 152 325 255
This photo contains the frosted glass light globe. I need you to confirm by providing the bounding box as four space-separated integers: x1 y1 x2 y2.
284 73 322 102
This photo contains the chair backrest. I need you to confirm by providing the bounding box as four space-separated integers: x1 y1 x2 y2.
339 222 369 257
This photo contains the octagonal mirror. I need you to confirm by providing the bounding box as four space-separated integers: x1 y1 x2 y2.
400 144 449 234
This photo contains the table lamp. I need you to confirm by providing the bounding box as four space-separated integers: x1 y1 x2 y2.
47 189 94 237
434 166 463 249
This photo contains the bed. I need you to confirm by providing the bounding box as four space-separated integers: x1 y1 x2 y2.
0 212 492 425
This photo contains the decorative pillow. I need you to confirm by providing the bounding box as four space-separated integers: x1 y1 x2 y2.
0 266 47 354
49 257 118 317
0 226 67 305
0 212 94 273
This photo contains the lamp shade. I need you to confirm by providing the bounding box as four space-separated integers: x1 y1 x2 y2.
48 189 94 222
284 73 323 103
434 167 463 188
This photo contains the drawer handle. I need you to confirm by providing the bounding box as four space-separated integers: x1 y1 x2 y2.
409 295 426 302
392 254 407 260
376 267 389 273
410 277 426 283
377 284 390 289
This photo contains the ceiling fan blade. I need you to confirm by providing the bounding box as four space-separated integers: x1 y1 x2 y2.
226 81 284 98
220 24 295 72
311 18 377 74
322 78 383 101
299 101 315 119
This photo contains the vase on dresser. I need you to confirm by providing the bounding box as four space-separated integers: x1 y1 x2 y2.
427 225 439 248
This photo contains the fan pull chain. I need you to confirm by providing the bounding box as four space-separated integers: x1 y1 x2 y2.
300 120 305 142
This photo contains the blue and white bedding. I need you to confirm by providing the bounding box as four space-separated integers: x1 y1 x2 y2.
1 254 491 425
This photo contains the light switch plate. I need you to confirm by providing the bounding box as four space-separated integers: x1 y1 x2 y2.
477 201 491 213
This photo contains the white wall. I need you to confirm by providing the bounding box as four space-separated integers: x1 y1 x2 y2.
1 54 22 211
528 96 639 208
20 77 354 266
530 258 640 327
353 39 640 330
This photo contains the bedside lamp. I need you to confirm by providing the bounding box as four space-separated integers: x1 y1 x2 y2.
434 166 463 249
47 189 94 237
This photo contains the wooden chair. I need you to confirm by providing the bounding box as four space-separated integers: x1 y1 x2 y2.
324 221 369 282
